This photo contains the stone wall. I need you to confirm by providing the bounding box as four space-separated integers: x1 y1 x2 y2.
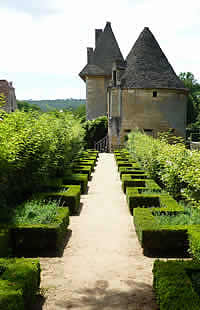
108 88 187 149
86 76 110 120
0 80 17 113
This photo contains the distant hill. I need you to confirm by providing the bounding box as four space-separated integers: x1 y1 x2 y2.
26 99 86 112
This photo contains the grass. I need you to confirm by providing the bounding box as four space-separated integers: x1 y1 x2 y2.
154 206 200 226
12 200 60 225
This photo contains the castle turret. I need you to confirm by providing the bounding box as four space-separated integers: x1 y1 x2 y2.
79 22 124 120
108 27 188 150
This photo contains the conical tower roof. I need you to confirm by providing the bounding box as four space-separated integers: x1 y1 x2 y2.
79 22 124 80
121 27 186 89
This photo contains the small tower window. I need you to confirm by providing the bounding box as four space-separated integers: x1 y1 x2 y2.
153 91 157 97
113 70 117 87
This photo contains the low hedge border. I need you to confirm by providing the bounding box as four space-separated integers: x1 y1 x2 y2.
74 155 97 164
126 186 172 214
122 175 160 193
119 168 146 179
11 207 70 256
34 185 81 215
72 159 95 171
0 229 11 257
72 166 92 179
0 258 40 310
133 201 197 257
153 259 200 310
62 174 88 194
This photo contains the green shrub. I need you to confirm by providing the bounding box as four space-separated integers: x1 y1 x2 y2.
154 206 200 226
83 116 108 148
127 131 200 204
0 110 85 206
62 174 88 194
119 168 146 179
0 230 11 257
122 175 146 193
133 204 189 256
153 259 200 310
0 258 40 309
13 200 58 225
34 185 81 215
11 207 70 255
72 166 92 178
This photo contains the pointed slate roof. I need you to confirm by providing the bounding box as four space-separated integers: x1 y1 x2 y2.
79 22 124 80
121 27 186 90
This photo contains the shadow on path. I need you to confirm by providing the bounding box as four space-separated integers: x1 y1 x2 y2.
54 280 159 309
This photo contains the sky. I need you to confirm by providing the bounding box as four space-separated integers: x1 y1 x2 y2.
0 0 200 100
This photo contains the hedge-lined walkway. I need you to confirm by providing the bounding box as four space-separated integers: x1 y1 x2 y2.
38 154 158 310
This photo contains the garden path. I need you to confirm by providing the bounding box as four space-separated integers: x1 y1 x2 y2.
37 153 158 310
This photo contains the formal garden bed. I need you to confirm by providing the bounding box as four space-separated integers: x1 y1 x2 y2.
0 258 40 310
62 174 88 194
34 185 81 215
0 200 70 257
153 260 200 310
115 146 200 308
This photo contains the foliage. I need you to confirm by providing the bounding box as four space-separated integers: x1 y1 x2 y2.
0 110 85 206
83 116 108 148
127 131 200 205
154 206 200 226
13 200 59 225
0 93 6 108
153 260 200 310
73 104 86 122
0 258 40 310
17 100 41 112
179 72 200 126
26 99 86 112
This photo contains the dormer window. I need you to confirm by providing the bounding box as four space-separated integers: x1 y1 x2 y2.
113 70 117 87
153 91 157 97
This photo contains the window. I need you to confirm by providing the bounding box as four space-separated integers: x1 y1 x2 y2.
153 91 157 97
113 70 117 87
143 129 153 136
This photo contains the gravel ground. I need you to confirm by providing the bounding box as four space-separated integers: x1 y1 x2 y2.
33 153 158 310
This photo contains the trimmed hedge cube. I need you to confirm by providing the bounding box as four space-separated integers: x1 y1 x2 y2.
11 207 70 256
34 185 81 215
153 259 200 310
122 175 146 193
127 193 161 214
122 175 161 193
0 258 40 309
72 166 92 178
0 229 11 257
133 205 190 257
62 174 88 194
119 168 146 178
126 185 167 214
72 160 95 171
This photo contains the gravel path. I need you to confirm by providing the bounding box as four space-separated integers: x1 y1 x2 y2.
37 153 158 310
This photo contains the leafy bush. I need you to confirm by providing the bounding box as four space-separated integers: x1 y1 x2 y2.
0 110 85 206
13 200 59 225
83 116 108 148
153 259 200 310
127 131 200 204
154 206 200 226
0 258 40 309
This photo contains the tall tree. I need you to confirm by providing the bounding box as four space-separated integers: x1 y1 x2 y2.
179 72 200 126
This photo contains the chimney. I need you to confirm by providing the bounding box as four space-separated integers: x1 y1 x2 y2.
95 29 102 47
87 47 94 64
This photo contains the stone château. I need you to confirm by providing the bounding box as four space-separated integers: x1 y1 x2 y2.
0 80 17 113
79 22 188 150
